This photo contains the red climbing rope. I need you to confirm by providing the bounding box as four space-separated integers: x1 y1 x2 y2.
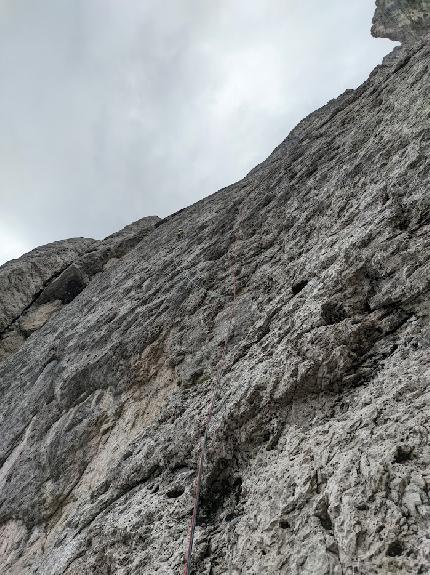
183 242 238 575
183 391 215 574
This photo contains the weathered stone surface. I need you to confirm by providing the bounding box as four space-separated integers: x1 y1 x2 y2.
71 215 161 283
1 7 430 575
0 239 96 362
0 238 95 334
372 0 430 43
19 301 63 337
0 216 159 363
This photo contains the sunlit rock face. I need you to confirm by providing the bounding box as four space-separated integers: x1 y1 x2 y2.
372 0 430 42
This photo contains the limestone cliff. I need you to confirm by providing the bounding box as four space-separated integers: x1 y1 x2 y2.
372 0 430 42
1 3 430 574
0 217 158 362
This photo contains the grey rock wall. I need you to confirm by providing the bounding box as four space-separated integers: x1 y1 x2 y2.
372 0 430 42
0 4 430 575
0 217 158 363
0 239 96 361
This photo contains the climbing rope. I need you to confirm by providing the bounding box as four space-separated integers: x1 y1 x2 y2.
183 241 239 575
183 391 215 575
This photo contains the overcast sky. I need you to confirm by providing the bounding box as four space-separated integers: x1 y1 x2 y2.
0 1 394 265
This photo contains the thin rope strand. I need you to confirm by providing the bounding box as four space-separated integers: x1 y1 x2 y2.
183 236 239 575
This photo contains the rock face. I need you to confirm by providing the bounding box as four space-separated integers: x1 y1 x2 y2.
372 0 430 42
1 5 430 575
0 238 96 361
0 217 159 362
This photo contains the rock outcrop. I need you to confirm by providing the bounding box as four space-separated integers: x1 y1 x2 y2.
0 217 159 362
1 3 429 574
372 0 430 43
0 238 96 361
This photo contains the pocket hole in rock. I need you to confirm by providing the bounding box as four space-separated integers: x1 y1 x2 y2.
166 486 185 499
292 280 308 296
393 445 414 464
386 540 403 557
315 500 333 532
321 301 347 325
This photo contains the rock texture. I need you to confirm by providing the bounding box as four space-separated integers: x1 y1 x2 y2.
1 4 430 575
0 217 159 362
372 0 430 43
0 239 96 361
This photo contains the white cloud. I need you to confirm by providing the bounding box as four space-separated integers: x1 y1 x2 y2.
0 0 394 265
0 224 32 267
